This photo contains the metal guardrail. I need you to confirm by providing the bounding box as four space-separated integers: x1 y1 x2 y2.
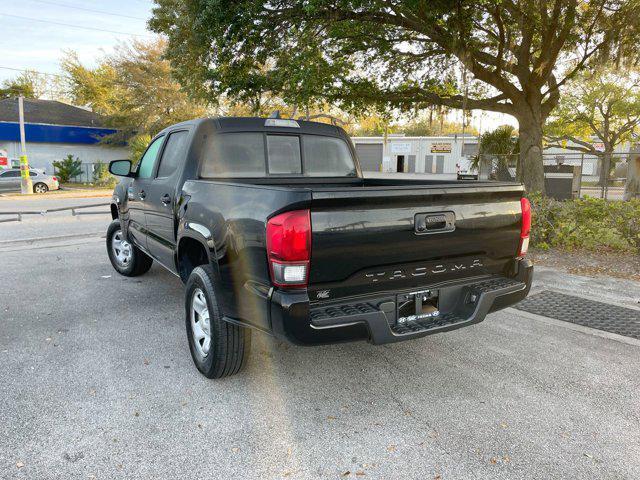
0 202 110 223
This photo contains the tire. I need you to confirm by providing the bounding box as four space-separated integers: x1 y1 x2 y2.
33 183 48 194
185 265 251 379
106 219 153 277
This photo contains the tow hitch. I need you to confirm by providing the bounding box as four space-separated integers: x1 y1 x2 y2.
397 289 440 324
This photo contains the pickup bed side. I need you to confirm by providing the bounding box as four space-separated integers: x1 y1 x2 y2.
177 180 313 332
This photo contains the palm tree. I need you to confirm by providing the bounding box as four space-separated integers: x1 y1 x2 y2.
472 126 519 181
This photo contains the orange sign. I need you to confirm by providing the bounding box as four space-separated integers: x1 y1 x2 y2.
431 143 452 153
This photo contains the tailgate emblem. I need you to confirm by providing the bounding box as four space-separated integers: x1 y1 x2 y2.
415 212 455 234
316 290 330 299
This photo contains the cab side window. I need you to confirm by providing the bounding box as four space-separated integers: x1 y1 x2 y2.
157 131 188 178
137 136 164 179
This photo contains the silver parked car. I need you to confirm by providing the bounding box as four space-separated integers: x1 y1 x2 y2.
0 168 60 193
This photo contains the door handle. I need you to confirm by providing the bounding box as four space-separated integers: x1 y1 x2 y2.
139 190 146 200
161 194 172 205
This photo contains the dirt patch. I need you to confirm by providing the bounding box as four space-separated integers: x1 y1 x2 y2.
530 248 640 282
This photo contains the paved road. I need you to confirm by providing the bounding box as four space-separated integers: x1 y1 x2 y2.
0 195 111 243
1 220 640 479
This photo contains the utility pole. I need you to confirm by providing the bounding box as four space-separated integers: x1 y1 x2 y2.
18 96 33 195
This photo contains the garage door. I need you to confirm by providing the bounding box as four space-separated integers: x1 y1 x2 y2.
355 143 383 171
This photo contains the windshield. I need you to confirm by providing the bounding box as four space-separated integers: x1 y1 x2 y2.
200 133 357 178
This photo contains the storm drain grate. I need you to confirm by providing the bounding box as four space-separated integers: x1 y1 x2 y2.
513 290 640 339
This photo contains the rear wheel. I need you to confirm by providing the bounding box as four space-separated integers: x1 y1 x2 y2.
185 265 251 378
106 219 153 276
33 183 48 194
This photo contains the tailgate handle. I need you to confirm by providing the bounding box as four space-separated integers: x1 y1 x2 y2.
415 212 455 235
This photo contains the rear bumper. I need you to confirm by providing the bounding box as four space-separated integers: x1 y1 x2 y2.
270 258 533 345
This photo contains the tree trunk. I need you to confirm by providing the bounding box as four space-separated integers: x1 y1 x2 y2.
624 143 640 200
599 150 613 198
516 114 546 194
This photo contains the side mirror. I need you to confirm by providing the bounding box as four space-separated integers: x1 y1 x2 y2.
109 160 133 177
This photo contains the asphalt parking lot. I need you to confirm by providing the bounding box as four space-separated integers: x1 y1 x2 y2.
1 199 640 479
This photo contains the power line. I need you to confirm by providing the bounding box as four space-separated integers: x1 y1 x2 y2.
26 0 148 21
0 13 154 37
0 65 69 80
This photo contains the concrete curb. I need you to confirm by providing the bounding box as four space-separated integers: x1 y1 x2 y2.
0 231 104 247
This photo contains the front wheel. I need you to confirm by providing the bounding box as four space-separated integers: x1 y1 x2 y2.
185 265 251 378
106 219 153 276
33 183 48 194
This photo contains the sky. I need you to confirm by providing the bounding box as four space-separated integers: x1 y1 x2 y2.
0 0 154 81
0 0 517 132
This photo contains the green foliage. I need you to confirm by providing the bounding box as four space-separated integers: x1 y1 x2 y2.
529 194 640 253
479 126 519 156
92 161 117 187
399 115 477 137
350 110 474 137
61 39 208 140
128 134 152 165
148 0 639 121
472 125 519 180
545 66 640 178
52 155 83 183
0 71 48 99
608 200 640 251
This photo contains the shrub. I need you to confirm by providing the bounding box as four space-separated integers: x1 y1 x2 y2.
92 160 117 187
53 154 82 183
608 199 640 252
529 195 640 253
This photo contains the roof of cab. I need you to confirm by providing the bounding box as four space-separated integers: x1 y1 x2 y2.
158 116 345 138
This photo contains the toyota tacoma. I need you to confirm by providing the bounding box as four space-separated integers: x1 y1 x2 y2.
106 117 533 378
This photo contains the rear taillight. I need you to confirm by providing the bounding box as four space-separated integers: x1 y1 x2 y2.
518 197 531 257
266 209 311 288
52 176 58 182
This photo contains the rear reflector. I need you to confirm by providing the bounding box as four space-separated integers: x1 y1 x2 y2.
266 209 311 287
518 197 531 257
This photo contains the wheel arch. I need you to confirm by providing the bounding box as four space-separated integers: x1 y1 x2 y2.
176 232 213 283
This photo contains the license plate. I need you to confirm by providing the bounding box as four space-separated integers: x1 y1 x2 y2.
397 289 440 324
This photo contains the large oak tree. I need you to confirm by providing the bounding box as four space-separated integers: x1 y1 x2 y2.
150 0 639 192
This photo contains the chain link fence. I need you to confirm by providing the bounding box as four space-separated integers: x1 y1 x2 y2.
53 162 118 186
477 152 632 200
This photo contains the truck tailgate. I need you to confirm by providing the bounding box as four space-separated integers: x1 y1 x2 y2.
308 183 524 299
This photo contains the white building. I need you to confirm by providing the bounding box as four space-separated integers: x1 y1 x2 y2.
352 134 631 181
0 98 129 180
351 135 479 174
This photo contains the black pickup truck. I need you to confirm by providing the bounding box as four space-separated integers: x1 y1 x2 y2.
107 117 533 379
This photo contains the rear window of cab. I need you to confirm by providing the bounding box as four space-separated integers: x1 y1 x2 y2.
200 132 357 178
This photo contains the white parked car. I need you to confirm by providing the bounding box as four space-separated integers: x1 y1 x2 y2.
0 168 60 193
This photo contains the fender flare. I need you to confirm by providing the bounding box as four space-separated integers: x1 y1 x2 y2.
176 220 215 264
176 220 230 316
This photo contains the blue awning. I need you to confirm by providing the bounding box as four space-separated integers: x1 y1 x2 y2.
0 122 118 145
